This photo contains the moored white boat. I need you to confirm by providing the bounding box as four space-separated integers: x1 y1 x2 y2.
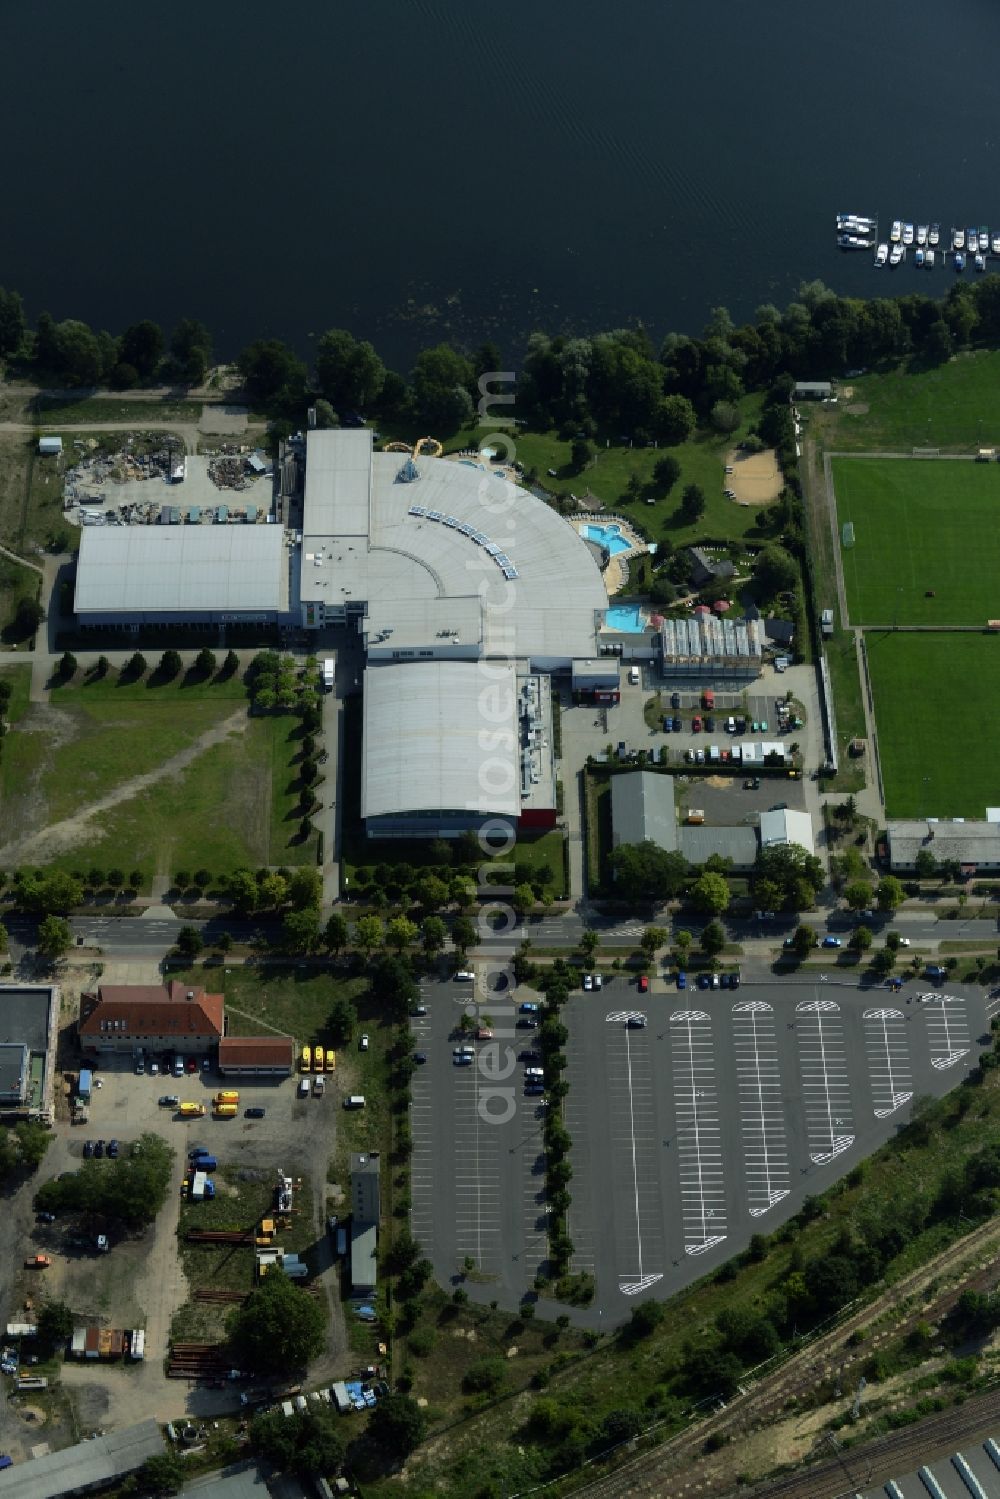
875 242 888 266
929 223 940 246
925 248 935 268
890 243 905 266
903 223 915 245
917 224 928 245
890 220 902 242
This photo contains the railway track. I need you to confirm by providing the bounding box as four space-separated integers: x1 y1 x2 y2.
566 1218 1000 1499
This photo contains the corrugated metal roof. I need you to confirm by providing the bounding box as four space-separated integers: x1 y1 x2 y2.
362 661 519 820
75 525 285 616
759 808 814 855
0 1418 163 1499
610 772 678 850
678 825 758 868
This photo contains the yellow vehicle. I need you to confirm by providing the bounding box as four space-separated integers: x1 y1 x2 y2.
325 1050 336 1073
314 1045 325 1074
215 1090 239 1104
213 1103 238 1118
301 1045 311 1074
179 1101 206 1118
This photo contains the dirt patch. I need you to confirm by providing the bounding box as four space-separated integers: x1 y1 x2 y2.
844 402 870 415
0 707 249 866
0 702 79 846
725 446 784 505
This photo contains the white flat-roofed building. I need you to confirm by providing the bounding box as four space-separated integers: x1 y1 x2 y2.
362 660 521 839
759 807 815 857
300 431 606 667
74 524 287 627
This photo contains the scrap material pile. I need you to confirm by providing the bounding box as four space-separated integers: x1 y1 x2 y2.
64 435 183 510
208 446 263 491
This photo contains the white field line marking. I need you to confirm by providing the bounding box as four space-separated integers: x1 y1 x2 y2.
672 1009 726 1255
922 995 970 1069
863 1006 912 1117
797 1000 854 1165
734 1001 788 1215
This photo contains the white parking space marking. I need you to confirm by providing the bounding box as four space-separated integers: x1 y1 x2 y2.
670 1009 727 1256
986 990 1000 1020
919 993 970 1070
796 999 855 1165
732 1000 790 1217
452 1070 503 1274
863 1007 913 1118
605 1012 663 1294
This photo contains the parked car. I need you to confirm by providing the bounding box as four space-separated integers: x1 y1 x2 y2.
24 1255 50 1269
412 1053 427 1065
245 1107 266 1118
582 974 593 990
697 973 711 990
410 1004 427 1016
705 716 715 733
592 973 603 989
107 1139 119 1159
519 1002 539 1013
821 936 842 948
719 973 731 989
186 1058 197 1074
93 1140 105 1159
676 972 687 989
744 777 760 790
159 1095 179 1107
626 1016 646 1028
692 716 702 733
730 972 741 989
359 1034 370 1052
453 1054 473 1067
637 974 649 993
672 716 682 732
897 937 911 947
520 1049 540 1062
670 692 681 708
516 1017 538 1029
83 1140 94 1158
36 1211 55 1225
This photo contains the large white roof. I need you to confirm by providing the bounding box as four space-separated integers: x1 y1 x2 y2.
301 431 607 662
362 661 519 819
75 525 286 615
759 807 814 855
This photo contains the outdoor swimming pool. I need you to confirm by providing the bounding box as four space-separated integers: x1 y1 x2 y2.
604 604 647 633
582 522 632 557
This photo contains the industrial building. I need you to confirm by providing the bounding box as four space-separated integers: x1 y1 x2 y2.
660 614 764 681
887 819 1000 874
759 807 816 858
74 524 288 629
361 660 556 839
217 1037 295 1076
350 1151 380 1296
0 986 59 1122
78 982 224 1055
609 772 762 871
0 1418 164 1499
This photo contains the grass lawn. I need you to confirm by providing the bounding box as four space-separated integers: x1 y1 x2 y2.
0 556 39 640
0 664 31 724
827 350 1000 452
201 966 370 1052
866 632 1000 816
0 437 36 551
832 456 1000 625
824 628 868 792
34 395 202 425
0 674 319 877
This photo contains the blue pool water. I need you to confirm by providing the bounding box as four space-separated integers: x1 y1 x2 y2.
605 604 646 633
583 522 632 556
459 459 485 469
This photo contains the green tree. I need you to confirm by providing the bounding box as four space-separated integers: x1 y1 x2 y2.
690 871 730 917
36 1131 173 1229
421 915 446 954
238 339 308 411
58 650 77 681
36 1299 73 1348
700 919 725 956
282 908 321 953
326 995 355 1048
37 915 71 959
251 1406 344 1480
451 915 476 954
315 328 386 411
710 400 740 433
139 1453 185 1497
512 883 536 916
411 344 475 431
0 287 26 357
872 946 896 977
680 483 706 522
914 848 938 879
387 916 418 953
753 545 799 597
120 320 165 378
640 926 666 961
14 1121 52 1169
220 648 240 680
416 873 450 911
228 1270 326 1374
157 649 183 681
570 438 592 473
288 868 322 910
791 923 816 959
16 870 83 915
608 842 690 901
656 393 697 445
324 912 348 954
580 928 600 961
0 923 7 955
259 873 288 909
624 1299 665 1340
652 454 682 493
369 1392 428 1457
10 596 44 640
125 651 147 680
170 317 213 384
228 869 259 914
877 876 905 912
355 915 384 958
194 646 217 679
844 881 874 913
175 925 203 959
850 924 873 952
462 1357 507 1395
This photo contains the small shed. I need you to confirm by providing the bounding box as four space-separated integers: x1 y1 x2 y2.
792 381 832 401
38 435 63 456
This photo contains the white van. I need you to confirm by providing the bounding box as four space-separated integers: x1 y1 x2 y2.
297 1078 309 1098
628 665 640 685
455 970 475 982
726 716 736 733
524 1067 545 1079
343 1095 366 1110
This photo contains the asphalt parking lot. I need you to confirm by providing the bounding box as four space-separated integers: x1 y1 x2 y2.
409 973 551 1301
562 973 991 1317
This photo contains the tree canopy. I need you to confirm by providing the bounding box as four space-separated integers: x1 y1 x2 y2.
35 1132 173 1229
228 1270 326 1375
607 842 690 901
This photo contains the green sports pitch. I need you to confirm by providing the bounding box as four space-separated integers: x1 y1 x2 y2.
832 457 1000 626
866 632 1000 817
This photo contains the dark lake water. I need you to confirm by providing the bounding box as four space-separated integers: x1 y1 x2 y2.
8 0 1000 369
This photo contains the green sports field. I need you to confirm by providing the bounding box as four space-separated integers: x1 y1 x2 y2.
866 632 1000 817
832 457 1000 625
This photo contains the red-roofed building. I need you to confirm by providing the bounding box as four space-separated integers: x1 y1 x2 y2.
78 982 224 1055
218 1037 294 1077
